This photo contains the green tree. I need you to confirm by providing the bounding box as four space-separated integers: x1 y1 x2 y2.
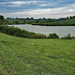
14 21 19 24
31 17 34 20
0 15 4 21
48 33 59 39
0 19 2 25
70 16 73 19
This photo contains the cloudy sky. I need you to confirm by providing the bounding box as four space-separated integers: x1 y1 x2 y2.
0 0 75 18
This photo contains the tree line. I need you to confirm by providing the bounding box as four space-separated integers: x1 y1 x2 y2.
5 15 75 24
0 15 75 25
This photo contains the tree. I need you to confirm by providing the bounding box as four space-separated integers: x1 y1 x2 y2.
48 33 59 39
0 15 4 21
0 19 2 25
35 20 39 23
31 17 34 20
26 17 30 20
70 16 73 19
14 21 19 24
43 17 46 20
73 16 75 19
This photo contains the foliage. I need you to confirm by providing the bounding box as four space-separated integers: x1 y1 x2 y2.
0 15 4 25
0 19 3 25
0 33 75 75
5 15 75 25
0 15 4 21
48 33 59 39
61 34 75 39
0 25 75 39
14 20 20 24
32 33 46 39
0 25 46 39
32 22 75 26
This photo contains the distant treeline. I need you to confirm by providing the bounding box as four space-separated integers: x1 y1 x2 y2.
4 15 75 25
0 15 75 25
6 15 75 22
0 25 75 39
32 23 75 26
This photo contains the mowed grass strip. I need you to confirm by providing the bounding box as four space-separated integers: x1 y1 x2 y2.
0 33 75 75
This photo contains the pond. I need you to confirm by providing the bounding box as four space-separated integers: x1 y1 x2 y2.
9 24 75 37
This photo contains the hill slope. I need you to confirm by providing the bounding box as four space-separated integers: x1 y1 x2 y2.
0 33 75 75
32 18 75 26
57 18 75 24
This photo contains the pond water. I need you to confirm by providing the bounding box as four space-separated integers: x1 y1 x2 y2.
9 24 75 37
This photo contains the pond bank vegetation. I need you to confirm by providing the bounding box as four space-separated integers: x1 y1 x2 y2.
0 25 75 39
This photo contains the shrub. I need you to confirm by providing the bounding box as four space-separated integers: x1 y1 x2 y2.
61 34 73 39
48 33 59 39
0 25 46 39
33 34 46 39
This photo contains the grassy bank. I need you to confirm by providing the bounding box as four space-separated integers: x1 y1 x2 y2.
32 23 75 26
0 33 75 75
0 25 46 39
32 18 75 26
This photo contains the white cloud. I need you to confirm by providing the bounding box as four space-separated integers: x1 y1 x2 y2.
39 2 57 7
10 1 37 5
0 1 75 18
0 1 38 7
2 6 75 18
0 1 45 7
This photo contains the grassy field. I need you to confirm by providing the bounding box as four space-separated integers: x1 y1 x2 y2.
0 33 75 75
57 18 75 24
32 18 75 26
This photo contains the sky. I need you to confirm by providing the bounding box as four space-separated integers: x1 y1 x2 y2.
0 0 75 18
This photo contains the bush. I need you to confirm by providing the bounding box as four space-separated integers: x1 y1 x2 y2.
0 25 46 39
48 33 59 39
61 34 73 39
32 34 46 39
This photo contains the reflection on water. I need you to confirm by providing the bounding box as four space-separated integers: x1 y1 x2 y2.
9 24 75 37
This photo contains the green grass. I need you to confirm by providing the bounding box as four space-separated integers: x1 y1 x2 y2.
6 19 35 23
6 19 24 23
0 33 75 75
32 18 75 26
57 18 75 24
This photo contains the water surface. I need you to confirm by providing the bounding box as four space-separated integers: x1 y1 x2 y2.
9 24 75 37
